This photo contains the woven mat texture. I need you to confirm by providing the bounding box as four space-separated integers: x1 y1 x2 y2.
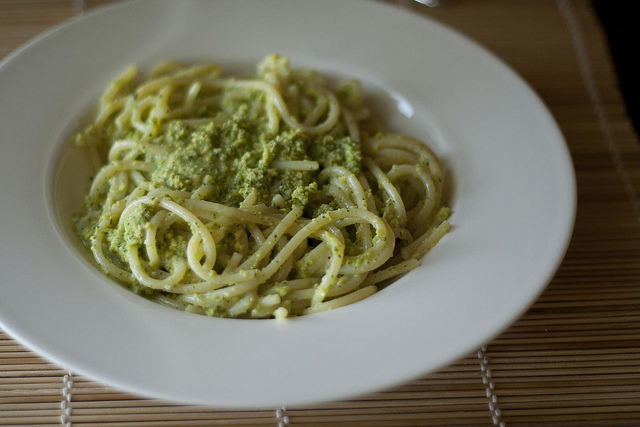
1 0 639 425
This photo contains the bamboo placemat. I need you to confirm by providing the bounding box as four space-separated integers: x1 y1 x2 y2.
2 0 639 425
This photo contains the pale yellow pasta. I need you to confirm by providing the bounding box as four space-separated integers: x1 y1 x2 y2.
73 55 450 318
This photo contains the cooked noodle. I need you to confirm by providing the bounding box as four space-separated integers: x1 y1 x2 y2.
73 55 450 318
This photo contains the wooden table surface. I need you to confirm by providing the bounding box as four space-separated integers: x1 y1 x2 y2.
2 1 639 425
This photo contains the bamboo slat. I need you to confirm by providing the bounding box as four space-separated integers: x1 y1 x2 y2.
2 0 640 425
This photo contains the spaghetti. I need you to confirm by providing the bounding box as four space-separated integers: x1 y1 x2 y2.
73 55 450 318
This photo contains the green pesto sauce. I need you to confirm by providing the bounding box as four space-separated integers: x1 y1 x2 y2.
148 102 361 212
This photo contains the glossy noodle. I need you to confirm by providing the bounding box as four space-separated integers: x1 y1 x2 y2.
73 55 450 318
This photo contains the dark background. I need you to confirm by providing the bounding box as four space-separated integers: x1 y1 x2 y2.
593 1 640 137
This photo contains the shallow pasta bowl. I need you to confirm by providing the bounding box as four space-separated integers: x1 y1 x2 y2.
0 0 576 407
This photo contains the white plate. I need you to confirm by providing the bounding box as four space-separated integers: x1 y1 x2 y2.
0 0 575 407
